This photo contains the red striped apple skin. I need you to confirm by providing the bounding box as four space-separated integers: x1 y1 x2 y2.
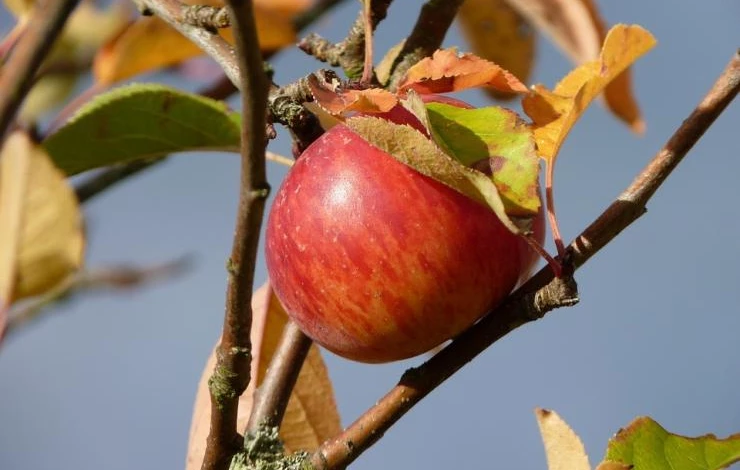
266 124 543 363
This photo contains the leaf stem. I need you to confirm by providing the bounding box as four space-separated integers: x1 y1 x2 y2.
0 0 81 137
200 0 269 469
310 49 740 470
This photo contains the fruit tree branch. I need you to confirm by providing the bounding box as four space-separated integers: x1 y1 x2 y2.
200 0 269 469
310 49 740 470
0 0 80 137
386 0 465 90
298 0 393 80
138 0 240 88
246 321 312 432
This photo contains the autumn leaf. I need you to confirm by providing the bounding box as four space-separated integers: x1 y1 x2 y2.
346 115 527 234
535 408 591 470
600 416 740 470
397 48 528 95
0 132 86 337
522 24 656 164
457 0 535 100
502 0 644 130
186 282 341 469
307 73 398 115
94 0 306 85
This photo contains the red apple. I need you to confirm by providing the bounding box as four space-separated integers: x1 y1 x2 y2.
265 97 544 363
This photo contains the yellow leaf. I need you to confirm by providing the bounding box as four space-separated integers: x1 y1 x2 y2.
504 0 645 130
457 0 535 100
0 132 85 305
522 24 656 163
186 282 341 469
535 408 591 470
94 1 303 85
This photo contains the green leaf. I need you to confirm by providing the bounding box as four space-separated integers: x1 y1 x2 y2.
345 116 526 234
425 102 540 217
43 83 241 175
600 417 740 470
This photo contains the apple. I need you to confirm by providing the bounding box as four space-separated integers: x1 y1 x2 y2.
265 97 544 363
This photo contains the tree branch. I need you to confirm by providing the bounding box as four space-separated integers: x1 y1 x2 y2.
298 0 393 80
246 321 312 432
387 0 465 90
199 0 270 469
139 0 240 89
0 0 81 137
310 49 740 470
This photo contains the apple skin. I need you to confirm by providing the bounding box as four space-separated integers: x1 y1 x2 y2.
265 102 544 363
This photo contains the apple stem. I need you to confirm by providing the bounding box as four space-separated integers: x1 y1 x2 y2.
546 160 566 258
360 0 373 85
524 234 562 278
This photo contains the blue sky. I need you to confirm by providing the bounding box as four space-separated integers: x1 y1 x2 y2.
1 1 739 469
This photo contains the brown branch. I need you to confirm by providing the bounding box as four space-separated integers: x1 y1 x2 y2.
140 0 240 89
200 0 270 469
0 0 81 137
298 0 393 80
246 321 312 431
387 0 465 90
311 49 740 470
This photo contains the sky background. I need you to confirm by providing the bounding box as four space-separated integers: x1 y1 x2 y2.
1 1 739 469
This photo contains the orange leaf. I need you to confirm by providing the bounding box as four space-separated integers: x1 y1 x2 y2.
457 0 535 100
186 282 341 469
307 74 398 115
398 48 528 95
522 24 656 164
504 0 645 131
94 1 301 85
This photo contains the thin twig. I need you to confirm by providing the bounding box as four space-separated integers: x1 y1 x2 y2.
5 258 191 337
246 322 312 431
140 0 240 89
200 0 270 469
311 50 740 470
0 0 81 137
298 0 392 80
387 0 465 90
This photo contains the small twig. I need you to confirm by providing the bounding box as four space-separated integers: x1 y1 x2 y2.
246 321 312 431
265 151 294 168
298 0 392 80
387 0 465 90
5 258 191 337
310 50 740 470
200 0 269 469
139 0 240 89
0 0 81 137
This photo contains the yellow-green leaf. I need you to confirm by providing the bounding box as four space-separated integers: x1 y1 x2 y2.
601 416 740 470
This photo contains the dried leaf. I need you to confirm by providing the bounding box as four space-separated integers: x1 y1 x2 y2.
398 48 528 95
600 416 740 470
0 132 85 307
308 74 398 115
345 116 524 234
522 24 656 164
94 0 302 84
535 408 591 470
457 0 535 100
186 282 341 469
504 0 645 130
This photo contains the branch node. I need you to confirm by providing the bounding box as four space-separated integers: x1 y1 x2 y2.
183 5 231 33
